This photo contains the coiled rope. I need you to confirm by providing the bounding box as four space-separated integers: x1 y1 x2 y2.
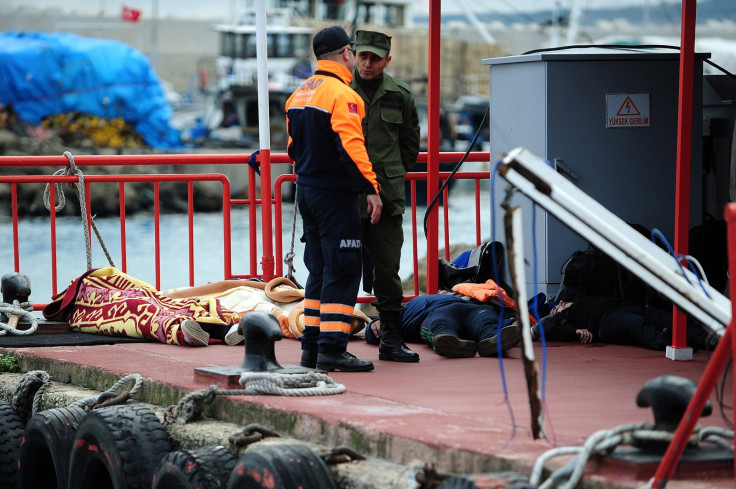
43 151 115 270
164 372 346 426
239 371 345 396
530 421 735 489
0 300 37 335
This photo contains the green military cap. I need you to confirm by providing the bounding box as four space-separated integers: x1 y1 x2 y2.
354 30 391 58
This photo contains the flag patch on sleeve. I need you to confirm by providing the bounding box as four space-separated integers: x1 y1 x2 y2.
348 103 358 114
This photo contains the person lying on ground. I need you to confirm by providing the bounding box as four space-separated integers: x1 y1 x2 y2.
364 293 521 358
42 268 332 348
42 267 240 347
531 296 719 351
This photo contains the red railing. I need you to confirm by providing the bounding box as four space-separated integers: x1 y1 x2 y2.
2 172 232 300
0 151 491 307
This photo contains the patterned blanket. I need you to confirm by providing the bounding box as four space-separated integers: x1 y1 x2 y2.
43 267 239 346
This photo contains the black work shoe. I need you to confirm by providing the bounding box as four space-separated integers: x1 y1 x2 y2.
379 340 420 362
301 350 318 369
477 324 521 357
432 334 476 358
316 351 374 372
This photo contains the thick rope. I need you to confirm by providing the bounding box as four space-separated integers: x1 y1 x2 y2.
43 151 115 270
284 185 300 286
11 370 51 419
69 373 143 410
530 421 735 489
164 385 221 426
0 300 37 335
8 371 141 421
164 372 346 426
239 371 346 396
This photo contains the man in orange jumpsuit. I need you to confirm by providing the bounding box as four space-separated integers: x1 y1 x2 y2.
285 26 382 372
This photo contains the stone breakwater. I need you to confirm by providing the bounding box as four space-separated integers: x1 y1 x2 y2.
0 163 226 219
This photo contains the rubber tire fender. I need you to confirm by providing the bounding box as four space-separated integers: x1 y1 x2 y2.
227 443 336 489
68 404 172 489
152 444 237 489
0 400 25 489
17 406 87 489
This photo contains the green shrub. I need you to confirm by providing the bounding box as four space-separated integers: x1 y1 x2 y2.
0 352 19 373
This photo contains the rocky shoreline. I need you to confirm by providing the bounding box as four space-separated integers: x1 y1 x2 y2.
0 130 235 218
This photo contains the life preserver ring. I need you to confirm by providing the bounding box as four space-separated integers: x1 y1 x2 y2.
152 445 237 489
68 405 171 489
0 400 24 489
17 406 87 489
227 443 335 489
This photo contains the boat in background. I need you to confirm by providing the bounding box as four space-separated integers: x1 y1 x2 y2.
205 0 419 148
210 6 313 147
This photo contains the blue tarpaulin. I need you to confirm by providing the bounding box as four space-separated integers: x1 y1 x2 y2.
0 31 181 148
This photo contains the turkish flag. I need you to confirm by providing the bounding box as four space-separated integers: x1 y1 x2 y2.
122 6 142 22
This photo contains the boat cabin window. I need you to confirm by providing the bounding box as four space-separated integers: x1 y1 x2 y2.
220 32 311 59
355 3 405 26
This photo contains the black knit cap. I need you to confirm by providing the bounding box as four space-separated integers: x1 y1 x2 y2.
313 26 353 57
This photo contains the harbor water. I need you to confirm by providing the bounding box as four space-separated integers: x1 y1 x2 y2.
1 185 492 304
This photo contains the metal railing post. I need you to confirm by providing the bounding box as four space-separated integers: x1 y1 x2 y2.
648 202 736 488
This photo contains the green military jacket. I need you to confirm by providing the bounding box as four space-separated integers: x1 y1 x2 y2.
350 71 420 217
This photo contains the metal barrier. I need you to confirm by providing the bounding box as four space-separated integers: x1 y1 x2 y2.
1 172 233 301
0 151 491 308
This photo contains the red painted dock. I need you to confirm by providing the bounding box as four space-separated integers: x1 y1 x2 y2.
2 329 732 489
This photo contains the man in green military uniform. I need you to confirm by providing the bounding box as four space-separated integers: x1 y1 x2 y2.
350 29 420 362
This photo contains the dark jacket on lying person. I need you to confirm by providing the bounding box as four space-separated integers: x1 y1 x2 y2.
536 296 717 351
365 294 520 358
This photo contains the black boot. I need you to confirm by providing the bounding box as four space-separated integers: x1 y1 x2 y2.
686 325 720 352
316 351 374 372
379 311 419 362
301 349 318 369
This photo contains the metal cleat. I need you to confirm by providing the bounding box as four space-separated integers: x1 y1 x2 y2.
238 310 284 372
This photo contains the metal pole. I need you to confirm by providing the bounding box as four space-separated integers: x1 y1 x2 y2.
151 0 159 69
669 0 697 359
648 202 736 488
255 0 275 280
426 0 441 294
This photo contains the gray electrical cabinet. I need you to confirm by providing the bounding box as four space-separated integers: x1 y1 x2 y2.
482 48 704 297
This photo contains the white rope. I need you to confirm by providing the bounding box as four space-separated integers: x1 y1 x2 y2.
43 151 115 270
531 421 735 489
239 371 346 396
532 422 650 489
0 300 37 335
164 373 345 427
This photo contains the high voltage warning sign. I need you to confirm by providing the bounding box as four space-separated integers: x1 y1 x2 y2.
606 93 650 128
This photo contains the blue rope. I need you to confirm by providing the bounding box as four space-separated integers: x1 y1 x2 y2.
650 228 711 298
678 254 712 299
491 159 517 443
